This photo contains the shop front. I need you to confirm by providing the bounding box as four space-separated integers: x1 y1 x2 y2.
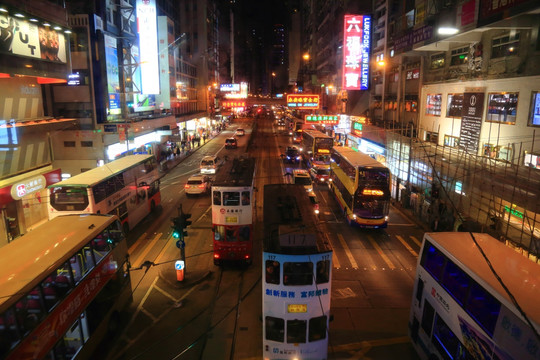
0 168 62 247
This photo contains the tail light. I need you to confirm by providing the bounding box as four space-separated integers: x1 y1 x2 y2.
184 184 190 189
214 253 220 259
198 184 206 189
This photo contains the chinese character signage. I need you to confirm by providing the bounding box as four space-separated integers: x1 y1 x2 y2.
305 115 339 125
287 94 320 109
343 15 371 90
222 101 246 108
351 116 366 137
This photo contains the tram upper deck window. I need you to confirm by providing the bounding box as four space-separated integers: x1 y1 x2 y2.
265 260 280 284
283 262 313 286
316 260 330 284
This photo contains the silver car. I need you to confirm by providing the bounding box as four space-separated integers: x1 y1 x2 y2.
185 174 211 196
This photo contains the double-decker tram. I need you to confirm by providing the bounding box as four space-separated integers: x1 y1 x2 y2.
0 214 131 360
410 232 540 360
48 155 161 234
263 184 332 360
329 146 391 228
211 156 256 265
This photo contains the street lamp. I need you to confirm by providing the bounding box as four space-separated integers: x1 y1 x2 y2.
271 72 276 97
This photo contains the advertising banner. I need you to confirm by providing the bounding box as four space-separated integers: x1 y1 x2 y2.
0 14 66 63
287 94 320 109
104 34 121 117
136 0 160 94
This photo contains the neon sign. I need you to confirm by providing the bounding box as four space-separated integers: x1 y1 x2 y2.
343 15 371 90
305 115 339 125
287 94 320 109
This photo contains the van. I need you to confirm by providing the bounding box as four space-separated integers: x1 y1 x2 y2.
292 169 313 193
200 155 221 174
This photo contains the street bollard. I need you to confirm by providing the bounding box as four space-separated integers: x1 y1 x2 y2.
175 260 185 281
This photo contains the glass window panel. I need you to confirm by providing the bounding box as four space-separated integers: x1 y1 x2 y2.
283 262 313 286
265 260 280 284
265 316 284 342
316 260 330 284
441 260 470 306
420 242 446 281
287 319 307 343
308 315 327 342
465 282 501 336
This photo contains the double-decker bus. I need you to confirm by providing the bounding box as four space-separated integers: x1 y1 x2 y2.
262 184 332 360
410 232 540 360
211 156 256 265
48 155 161 234
0 214 131 360
329 146 391 228
302 129 333 168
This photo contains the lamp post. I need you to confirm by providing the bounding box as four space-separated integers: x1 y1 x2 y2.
271 72 276 97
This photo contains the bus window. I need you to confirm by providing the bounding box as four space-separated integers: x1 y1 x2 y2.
1 308 19 351
421 300 435 335
465 281 500 336
441 260 470 306
316 260 330 284
432 315 462 360
265 260 280 284
265 316 284 342
287 319 307 343
283 262 313 286
213 191 221 205
223 191 240 206
420 242 446 281
53 263 75 298
241 191 250 205
308 315 327 342
14 293 45 335
239 226 250 241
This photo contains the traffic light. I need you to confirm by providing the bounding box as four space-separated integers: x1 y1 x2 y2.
171 212 192 239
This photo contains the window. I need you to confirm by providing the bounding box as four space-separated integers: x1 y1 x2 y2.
287 319 307 343
441 261 470 306
425 131 439 144
465 281 501 337
430 53 445 69
315 260 330 284
64 141 76 147
308 316 327 342
421 300 435 335
265 316 284 342
432 315 462 360
213 191 221 205
491 32 520 59
265 260 280 284
444 135 459 148
80 141 93 147
524 152 540 169
420 242 446 281
223 192 240 206
426 94 442 116
450 46 469 66
283 262 313 286
528 91 540 127
446 93 463 117
241 191 250 205
487 92 518 124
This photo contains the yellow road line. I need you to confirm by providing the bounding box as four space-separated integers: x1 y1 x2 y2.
128 232 147 254
337 233 358 269
367 235 396 270
132 232 162 268
395 235 418 257
410 235 422 247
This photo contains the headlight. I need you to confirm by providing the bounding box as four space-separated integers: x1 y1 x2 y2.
296 156 301 160
352 214 357 219
314 209 320 215
385 216 389 221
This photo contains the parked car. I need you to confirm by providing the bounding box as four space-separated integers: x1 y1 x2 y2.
235 128 245 136
200 155 222 174
282 146 302 164
225 137 238 149
185 174 211 196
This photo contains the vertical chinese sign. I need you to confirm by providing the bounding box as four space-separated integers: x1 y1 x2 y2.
343 15 371 91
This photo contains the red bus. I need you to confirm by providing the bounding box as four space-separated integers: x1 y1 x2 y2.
211 157 256 265
0 214 131 359
48 155 161 234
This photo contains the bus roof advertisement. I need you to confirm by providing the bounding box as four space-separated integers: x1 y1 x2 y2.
8 255 114 360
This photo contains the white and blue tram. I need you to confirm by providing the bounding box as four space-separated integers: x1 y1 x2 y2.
263 184 333 360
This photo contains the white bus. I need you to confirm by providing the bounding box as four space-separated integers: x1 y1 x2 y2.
0 214 131 360
263 184 332 360
48 155 161 233
409 232 540 360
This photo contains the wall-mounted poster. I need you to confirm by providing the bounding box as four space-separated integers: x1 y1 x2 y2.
528 91 540 127
426 94 442 116
486 92 518 124
447 93 464 117
459 91 485 153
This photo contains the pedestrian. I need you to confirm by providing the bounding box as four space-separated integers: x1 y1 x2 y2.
191 137 195 148
175 147 180 156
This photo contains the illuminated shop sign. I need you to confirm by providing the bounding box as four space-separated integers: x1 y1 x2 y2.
287 94 320 109
343 14 371 90
67 72 81 86
136 0 160 94
0 14 67 63
304 115 339 125
220 83 241 92
222 101 246 108
223 82 248 99
351 116 366 136
10 175 46 200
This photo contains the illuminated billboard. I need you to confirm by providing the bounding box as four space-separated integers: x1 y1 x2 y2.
305 115 339 125
287 94 320 109
136 0 160 94
343 15 371 90
220 84 241 92
223 82 249 99
104 34 121 117
0 14 67 63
